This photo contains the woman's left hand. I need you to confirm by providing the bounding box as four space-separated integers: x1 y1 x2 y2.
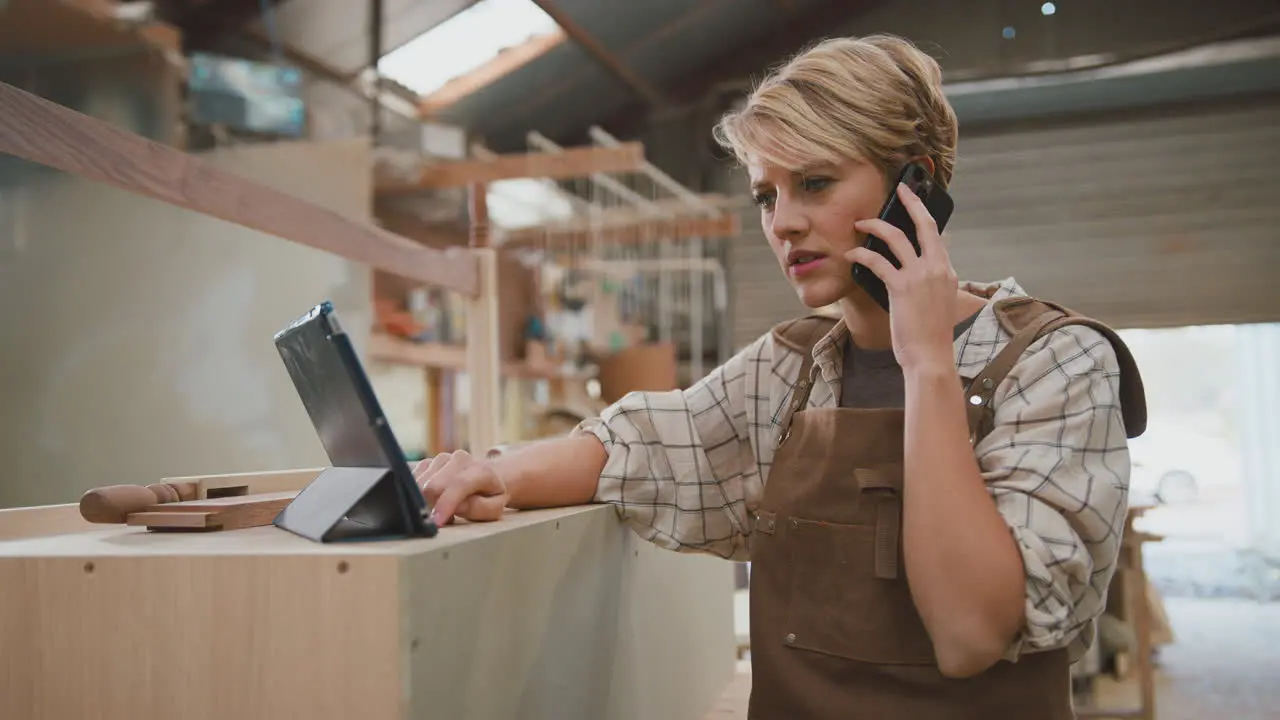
846 183 959 373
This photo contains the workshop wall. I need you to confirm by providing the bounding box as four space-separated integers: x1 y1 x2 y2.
0 134 378 509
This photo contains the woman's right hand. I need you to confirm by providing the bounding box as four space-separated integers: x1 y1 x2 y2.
413 450 510 526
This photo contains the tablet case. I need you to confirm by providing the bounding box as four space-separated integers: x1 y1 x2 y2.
270 301 438 542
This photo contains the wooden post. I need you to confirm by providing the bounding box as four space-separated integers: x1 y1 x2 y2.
424 367 444 453
466 183 502 455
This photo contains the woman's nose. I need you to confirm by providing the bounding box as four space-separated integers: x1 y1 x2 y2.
769 197 808 240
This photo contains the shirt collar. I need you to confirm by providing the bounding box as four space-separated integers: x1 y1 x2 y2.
807 277 1028 385
954 277 1027 378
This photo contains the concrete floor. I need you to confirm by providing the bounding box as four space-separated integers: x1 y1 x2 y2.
1088 597 1280 720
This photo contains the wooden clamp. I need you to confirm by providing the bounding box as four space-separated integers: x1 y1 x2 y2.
78 468 325 533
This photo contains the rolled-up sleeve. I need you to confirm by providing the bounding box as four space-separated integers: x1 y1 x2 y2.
574 336 768 561
974 324 1131 662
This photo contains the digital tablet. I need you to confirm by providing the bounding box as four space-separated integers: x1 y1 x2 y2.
272 301 436 539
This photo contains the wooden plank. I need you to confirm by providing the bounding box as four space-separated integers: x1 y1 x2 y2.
369 334 468 370
61 0 182 54
0 81 480 297
0 504 99 542
141 491 299 513
125 511 215 529
419 31 568 115
367 333 569 379
162 467 325 499
500 214 739 247
466 250 502 454
128 492 298 531
377 143 646 192
465 184 501 454
0 0 180 58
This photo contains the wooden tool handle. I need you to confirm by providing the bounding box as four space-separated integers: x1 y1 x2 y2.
79 481 198 524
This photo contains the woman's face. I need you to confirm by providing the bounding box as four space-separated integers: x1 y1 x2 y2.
749 156 889 308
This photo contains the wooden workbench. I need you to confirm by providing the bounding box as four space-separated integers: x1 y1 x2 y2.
0 504 736 720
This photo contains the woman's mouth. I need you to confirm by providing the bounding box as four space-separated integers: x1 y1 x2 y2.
786 250 828 276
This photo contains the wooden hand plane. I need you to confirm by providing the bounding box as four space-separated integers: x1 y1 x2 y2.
78 468 324 532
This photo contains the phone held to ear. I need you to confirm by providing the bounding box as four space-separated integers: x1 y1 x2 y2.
851 162 955 312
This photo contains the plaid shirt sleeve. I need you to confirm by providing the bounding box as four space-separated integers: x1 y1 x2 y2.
975 323 1131 663
573 334 773 562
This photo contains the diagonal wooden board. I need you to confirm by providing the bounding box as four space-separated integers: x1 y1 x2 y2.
0 80 479 296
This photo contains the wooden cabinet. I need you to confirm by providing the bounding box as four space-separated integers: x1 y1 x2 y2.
0 505 736 720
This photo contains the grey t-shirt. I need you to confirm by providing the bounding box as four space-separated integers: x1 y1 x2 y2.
839 311 980 409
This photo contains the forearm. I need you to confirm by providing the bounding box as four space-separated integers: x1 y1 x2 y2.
489 433 606 510
901 364 1026 677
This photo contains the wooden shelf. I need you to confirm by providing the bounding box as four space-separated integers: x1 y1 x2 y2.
366 333 586 381
368 332 468 370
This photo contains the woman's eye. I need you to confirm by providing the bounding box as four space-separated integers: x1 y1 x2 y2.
752 193 775 208
801 176 831 192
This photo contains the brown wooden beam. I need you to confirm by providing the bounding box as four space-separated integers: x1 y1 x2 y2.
489 0 723 143
499 214 738 248
529 0 667 107
2 0 182 57
419 30 568 116
376 142 646 192
0 80 480 296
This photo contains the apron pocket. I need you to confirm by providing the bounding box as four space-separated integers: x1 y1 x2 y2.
783 518 937 665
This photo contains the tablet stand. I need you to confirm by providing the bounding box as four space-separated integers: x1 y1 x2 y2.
273 466 428 543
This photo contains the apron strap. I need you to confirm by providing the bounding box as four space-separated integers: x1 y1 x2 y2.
771 314 836 447
965 297 1149 445
964 306 1062 444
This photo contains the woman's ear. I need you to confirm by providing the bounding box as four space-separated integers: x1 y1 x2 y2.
913 155 936 176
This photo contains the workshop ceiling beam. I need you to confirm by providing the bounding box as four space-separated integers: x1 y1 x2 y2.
595 0 885 139
375 142 647 193
419 29 568 116
529 0 668 108
498 214 739 248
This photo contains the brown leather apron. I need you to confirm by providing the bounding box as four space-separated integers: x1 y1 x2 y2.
747 298 1149 720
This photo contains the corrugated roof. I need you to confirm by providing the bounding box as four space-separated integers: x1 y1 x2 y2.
242 0 1280 154
254 0 855 148
441 0 814 145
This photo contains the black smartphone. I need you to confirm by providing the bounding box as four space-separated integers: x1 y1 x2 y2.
272 301 437 539
851 162 955 312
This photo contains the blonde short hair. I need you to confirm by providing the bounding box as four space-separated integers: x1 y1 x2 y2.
713 34 958 187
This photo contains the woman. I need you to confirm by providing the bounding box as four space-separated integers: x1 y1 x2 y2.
414 34 1145 719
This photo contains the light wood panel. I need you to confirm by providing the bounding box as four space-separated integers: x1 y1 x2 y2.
0 505 737 720
0 504 98 542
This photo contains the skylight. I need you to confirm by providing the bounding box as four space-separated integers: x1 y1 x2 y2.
378 0 561 97
487 179 577 231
